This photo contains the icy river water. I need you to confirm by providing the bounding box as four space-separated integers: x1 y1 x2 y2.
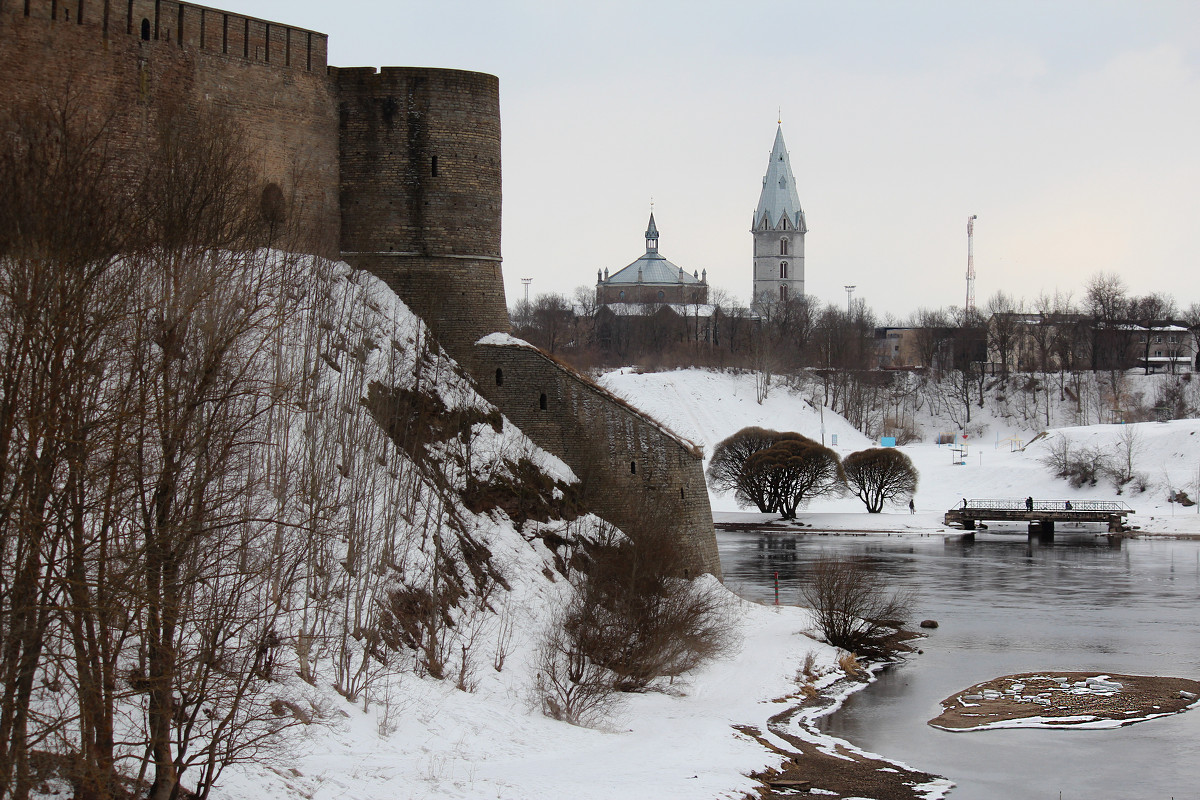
716 529 1200 800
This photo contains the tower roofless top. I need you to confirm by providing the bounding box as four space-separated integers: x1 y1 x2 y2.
754 125 806 233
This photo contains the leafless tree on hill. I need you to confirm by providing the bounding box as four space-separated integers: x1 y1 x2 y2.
0 93 141 800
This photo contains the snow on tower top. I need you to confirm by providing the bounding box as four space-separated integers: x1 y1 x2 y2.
753 125 807 232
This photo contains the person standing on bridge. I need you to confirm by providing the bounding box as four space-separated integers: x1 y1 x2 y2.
1025 496 1033 511
1065 500 1072 510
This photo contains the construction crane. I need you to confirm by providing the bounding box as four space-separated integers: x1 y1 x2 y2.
965 215 978 314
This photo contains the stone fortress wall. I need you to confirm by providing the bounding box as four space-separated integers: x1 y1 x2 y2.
477 342 720 579
3 0 342 253
1 0 722 577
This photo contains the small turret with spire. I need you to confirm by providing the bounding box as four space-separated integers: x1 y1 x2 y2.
645 212 659 254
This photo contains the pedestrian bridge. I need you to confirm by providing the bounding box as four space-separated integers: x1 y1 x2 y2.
944 499 1135 534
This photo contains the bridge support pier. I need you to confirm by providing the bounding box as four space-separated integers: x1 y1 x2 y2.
963 519 976 531
1029 519 1054 538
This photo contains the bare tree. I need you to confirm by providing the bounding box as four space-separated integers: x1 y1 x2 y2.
0 93 138 800
1129 293 1178 375
842 449 919 513
706 428 809 513
745 439 844 519
985 291 1022 380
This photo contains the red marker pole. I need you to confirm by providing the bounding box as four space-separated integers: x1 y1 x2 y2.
774 571 779 605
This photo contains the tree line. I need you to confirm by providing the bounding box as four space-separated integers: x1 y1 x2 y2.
513 273 1200 438
706 427 919 516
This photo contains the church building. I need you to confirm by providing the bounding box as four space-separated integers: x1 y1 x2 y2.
597 213 708 305
752 125 807 308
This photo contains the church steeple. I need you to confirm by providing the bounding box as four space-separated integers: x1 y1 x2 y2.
754 125 806 233
751 124 806 309
645 212 659 254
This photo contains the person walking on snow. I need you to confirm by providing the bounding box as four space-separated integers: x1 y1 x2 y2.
909 498 915 514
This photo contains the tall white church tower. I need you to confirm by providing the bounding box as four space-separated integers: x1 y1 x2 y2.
752 125 807 309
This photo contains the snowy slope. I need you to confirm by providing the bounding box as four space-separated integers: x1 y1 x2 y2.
202 269 887 800
600 368 1200 534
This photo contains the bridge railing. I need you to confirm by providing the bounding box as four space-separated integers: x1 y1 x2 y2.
958 499 1133 513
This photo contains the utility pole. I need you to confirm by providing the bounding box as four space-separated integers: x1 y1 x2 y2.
521 277 533 306
965 215 978 314
844 285 856 315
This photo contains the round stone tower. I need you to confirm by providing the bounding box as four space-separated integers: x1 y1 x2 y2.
335 66 509 363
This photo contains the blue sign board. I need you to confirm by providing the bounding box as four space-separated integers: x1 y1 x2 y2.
881 437 897 447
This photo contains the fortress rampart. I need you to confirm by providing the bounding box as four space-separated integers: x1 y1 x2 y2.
3 0 341 252
477 342 720 578
1 0 722 577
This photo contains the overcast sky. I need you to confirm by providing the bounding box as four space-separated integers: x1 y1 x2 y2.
236 0 1200 319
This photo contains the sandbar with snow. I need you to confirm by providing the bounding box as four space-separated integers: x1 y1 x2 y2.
929 672 1200 731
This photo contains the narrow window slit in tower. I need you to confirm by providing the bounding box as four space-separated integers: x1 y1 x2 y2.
431 155 438 177
140 17 150 39
264 22 270 62
539 393 547 410
243 18 249 58
630 461 637 475
495 369 503 387
177 5 183 46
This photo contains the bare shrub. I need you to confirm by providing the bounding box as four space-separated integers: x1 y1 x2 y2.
534 606 621 727
492 602 517 673
570 534 735 692
800 556 915 661
1040 434 1111 488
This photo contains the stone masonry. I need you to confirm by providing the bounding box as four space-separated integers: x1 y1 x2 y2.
1 0 722 577
477 341 720 579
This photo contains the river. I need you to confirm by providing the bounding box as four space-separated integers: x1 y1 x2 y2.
717 528 1200 800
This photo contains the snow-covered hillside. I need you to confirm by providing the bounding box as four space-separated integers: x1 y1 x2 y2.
208 266 869 800
599 368 1200 534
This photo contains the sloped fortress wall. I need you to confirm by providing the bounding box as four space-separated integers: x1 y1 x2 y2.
336 67 509 364
477 342 721 578
1 0 341 254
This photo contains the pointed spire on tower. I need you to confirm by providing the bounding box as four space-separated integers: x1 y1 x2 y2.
645 212 659 253
754 125 806 233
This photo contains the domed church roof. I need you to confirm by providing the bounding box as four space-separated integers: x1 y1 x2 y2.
603 213 702 285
